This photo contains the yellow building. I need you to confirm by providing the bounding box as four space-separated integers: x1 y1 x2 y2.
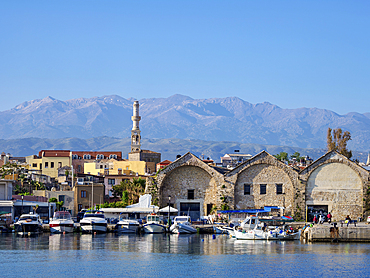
26 150 72 179
83 159 147 176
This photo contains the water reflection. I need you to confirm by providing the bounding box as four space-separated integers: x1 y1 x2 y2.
1 233 370 277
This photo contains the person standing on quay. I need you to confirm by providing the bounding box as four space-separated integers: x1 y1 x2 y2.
327 212 332 224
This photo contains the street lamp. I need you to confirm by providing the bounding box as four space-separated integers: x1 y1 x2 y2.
21 195 24 215
168 195 171 227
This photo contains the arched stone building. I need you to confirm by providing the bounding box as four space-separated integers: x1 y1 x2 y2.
226 151 299 217
300 151 370 221
156 153 225 220
153 150 370 221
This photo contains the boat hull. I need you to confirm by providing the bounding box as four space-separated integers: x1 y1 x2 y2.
234 229 299 240
14 223 43 235
143 223 165 233
170 223 197 234
50 223 74 233
80 223 107 233
116 223 140 233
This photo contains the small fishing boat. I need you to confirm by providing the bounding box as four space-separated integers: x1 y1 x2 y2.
170 216 197 234
234 215 300 240
49 211 75 233
14 213 43 235
116 214 141 234
142 213 165 233
80 211 108 233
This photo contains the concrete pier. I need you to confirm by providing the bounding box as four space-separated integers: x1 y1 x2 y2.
302 223 370 242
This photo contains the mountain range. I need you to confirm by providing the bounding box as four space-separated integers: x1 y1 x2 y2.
1 94 370 154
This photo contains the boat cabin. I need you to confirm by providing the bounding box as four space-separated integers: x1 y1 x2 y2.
53 211 72 220
146 214 160 223
173 216 191 224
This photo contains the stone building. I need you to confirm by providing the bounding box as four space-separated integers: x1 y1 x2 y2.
153 150 370 222
300 151 370 222
225 151 299 217
156 153 226 220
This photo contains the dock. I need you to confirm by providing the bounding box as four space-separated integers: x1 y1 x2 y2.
302 222 370 242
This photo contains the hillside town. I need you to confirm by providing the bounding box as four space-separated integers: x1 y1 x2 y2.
1 101 370 237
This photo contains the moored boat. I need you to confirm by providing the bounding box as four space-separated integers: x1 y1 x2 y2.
170 216 197 234
116 214 141 234
80 211 107 233
234 215 300 240
14 213 43 235
49 211 75 233
142 214 165 233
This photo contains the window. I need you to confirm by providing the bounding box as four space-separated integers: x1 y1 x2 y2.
58 162 62 168
100 165 103 169
40 163 42 170
244 184 251 195
188 189 195 200
51 162 54 168
45 162 48 168
108 179 115 185
72 154 78 159
32 163 37 168
276 184 283 195
83 154 91 159
59 195 65 202
78 165 82 173
81 190 87 198
78 204 82 211
260 184 266 195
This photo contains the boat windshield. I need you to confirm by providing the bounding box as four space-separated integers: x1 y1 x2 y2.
54 211 72 220
19 216 37 221
147 215 159 222
175 217 189 222
83 214 105 218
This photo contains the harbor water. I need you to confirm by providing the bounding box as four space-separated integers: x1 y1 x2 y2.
1 233 370 277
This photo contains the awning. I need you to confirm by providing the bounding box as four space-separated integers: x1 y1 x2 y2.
158 206 178 213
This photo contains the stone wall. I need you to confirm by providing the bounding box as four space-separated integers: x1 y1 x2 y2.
156 153 224 216
233 164 294 214
226 151 299 217
300 152 369 221
153 151 369 220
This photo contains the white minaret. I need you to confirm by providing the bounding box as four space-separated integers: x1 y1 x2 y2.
131 101 141 152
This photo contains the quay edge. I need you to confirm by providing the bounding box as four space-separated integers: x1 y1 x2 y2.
302 223 370 242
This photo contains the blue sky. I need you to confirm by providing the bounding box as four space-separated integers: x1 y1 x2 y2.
1 1 369 114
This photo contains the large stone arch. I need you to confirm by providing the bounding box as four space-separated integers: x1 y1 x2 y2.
226 151 299 216
156 153 224 218
300 151 370 221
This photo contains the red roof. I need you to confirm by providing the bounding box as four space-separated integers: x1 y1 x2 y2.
159 160 172 165
39 150 71 157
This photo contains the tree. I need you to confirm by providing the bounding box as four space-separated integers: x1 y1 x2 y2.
49 198 64 211
290 152 303 161
327 128 352 159
111 177 146 205
274 152 289 161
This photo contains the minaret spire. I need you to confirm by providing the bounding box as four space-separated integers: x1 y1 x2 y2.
131 101 141 152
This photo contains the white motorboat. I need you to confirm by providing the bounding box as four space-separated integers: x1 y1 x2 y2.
14 213 43 235
80 211 108 233
142 214 165 233
170 216 197 234
213 225 235 236
234 215 299 240
49 211 75 233
116 215 141 233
